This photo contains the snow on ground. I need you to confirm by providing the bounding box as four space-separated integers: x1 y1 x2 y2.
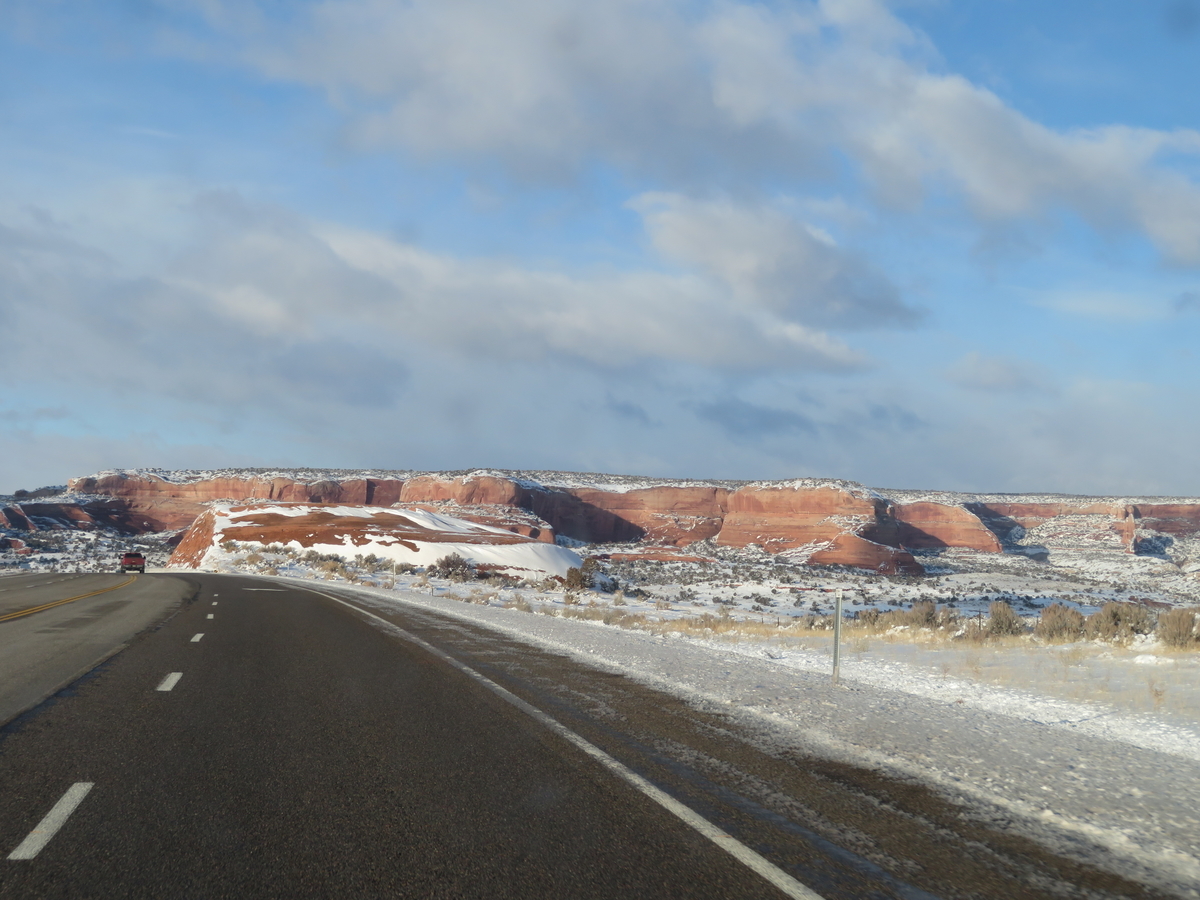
4 519 1199 892
193 502 583 578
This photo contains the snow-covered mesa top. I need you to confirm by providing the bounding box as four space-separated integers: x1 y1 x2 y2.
73 466 1200 504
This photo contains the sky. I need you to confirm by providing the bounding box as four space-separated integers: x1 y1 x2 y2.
1 0 1199 496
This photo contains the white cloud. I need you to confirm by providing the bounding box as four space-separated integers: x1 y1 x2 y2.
630 192 919 329
174 0 1200 266
945 352 1048 394
318 217 868 371
0 188 874 423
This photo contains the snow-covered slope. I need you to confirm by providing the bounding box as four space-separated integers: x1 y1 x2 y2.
170 502 582 578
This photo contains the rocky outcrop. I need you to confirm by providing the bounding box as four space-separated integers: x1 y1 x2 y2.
1 502 121 532
71 468 1200 576
1115 504 1200 553
68 473 408 532
892 502 1003 552
0 507 34 530
808 533 924 576
715 484 882 552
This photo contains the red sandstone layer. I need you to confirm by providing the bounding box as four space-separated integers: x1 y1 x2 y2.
60 469 1200 577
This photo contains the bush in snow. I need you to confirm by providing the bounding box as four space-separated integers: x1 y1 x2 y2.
903 600 938 628
1086 602 1154 643
986 600 1024 637
564 566 591 590
1157 608 1198 648
1035 604 1085 641
430 552 475 582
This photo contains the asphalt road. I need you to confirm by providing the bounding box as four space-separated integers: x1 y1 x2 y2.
0 573 193 726
0 575 1178 898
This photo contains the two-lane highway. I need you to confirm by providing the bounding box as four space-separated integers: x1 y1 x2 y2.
0 573 195 727
0 574 1179 898
0 574 799 898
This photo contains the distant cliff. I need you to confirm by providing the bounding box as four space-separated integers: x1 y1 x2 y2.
41 468 1200 577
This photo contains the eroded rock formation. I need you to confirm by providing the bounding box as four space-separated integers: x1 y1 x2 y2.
892 502 1003 552
60 468 1200 577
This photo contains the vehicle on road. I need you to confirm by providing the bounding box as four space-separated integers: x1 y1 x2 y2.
119 552 146 574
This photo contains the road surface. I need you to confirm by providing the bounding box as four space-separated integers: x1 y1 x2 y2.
0 574 1174 898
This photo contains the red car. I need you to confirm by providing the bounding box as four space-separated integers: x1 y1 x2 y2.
120 552 146 574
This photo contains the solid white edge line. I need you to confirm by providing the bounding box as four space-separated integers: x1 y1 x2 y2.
314 589 825 900
191 633 204 642
7 782 94 860
156 672 183 691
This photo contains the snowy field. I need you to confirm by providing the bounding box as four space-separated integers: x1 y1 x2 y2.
4 528 1200 892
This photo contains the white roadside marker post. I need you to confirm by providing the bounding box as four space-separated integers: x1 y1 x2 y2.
832 589 843 686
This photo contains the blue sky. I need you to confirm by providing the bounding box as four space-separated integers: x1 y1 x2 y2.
2 0 1198 496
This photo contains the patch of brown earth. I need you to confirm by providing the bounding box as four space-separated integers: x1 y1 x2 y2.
168 503 532 569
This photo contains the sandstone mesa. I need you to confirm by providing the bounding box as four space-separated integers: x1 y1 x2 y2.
0 468 1186 577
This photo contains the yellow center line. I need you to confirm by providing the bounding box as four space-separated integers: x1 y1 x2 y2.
0 575 139 623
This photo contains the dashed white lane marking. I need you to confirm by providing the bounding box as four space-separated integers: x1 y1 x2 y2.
211 601 218 606
156 672 183 692
7 782 94 860
316 590 826 900
244 588 284 591
206 614 213 619
191 633 204 642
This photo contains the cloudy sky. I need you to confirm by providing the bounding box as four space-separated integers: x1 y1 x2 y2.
2 0 1199 496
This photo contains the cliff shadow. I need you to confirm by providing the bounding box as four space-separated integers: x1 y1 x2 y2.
526 491 646 544
965 504 1050 560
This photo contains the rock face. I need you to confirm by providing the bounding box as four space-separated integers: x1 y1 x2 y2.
892 502 1003 552
169 502 581 577
68 473 408 532
712 483 925 574
716 484 881 551
66 467 1200 577
808 533 924 576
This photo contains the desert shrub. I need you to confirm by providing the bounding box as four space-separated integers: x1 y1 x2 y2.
986 600 1025 636
1036 603 1085 641
563 591 582 605
302 550 342 564
244 551 263 565
1157 608 1198 648
564 566 591 590
508 593 532 612
904 600 938 628
1087 602 1155 642
430 553 475 581
856 608 881 627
